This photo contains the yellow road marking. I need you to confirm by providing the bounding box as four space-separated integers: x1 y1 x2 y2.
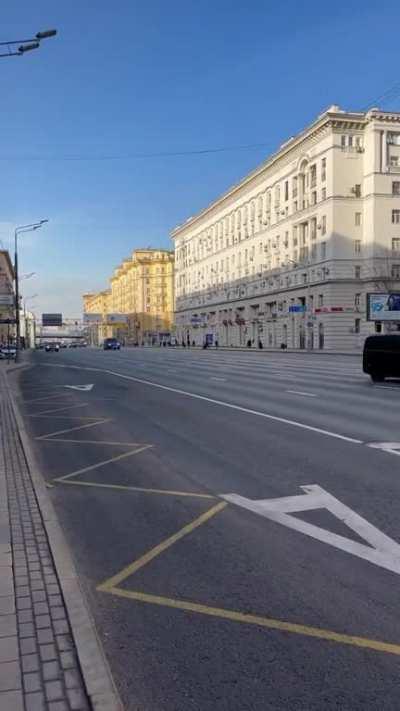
98 502 227 591
44 438 149 446
54 444 153 483
98 502 400 657
23 393 76 404
36 419 111 440
58 479 216 500
103 588 400 657
28 415 103 420
31 403 89 416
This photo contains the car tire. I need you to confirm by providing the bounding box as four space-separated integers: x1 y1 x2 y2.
371 373 385 383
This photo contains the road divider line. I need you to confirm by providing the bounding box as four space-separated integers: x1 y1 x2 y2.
286 390 317 398
59 479 216 500
210 377 227 382
53 444 153 483
31 403 89 416
43 438 151 446
36 418 111 440
104 588 400 657
97 500 400 657
38 363 363 444
98 501 227 592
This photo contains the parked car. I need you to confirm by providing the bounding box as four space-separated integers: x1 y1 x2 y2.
103 338 121 350
363 335 400 382
45 343 59 352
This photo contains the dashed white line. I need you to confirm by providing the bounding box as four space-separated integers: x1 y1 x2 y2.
210 377 227 382
286 390 317 398
40 363 362 444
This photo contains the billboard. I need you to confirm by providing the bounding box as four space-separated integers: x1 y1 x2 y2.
83 313 102 324
367 293 400 321
42 313 62 327
0 295 14 306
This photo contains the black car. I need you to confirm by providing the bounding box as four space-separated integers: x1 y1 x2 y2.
363 334 400 382
45 343 59 352
103 338 121 350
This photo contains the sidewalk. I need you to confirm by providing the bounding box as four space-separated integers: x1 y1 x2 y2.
0 366 121 710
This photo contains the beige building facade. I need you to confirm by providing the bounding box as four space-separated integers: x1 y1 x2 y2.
83 248 174 344
172 106 400 350
0 250 15 345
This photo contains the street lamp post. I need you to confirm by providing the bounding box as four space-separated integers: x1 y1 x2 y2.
15 221 48 362
0 29 57 59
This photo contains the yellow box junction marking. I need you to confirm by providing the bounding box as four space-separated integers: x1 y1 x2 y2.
98 502 400 658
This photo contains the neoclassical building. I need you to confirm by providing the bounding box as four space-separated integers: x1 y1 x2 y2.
83 248 174 344
172 105 400 350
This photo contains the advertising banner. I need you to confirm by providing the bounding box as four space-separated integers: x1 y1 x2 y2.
367 293 400 321
0 295 14 305
42 313 62 327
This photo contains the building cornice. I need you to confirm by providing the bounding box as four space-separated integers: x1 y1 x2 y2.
171 108 400 240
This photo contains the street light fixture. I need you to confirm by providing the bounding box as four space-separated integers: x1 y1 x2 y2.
0 29 57 59
20 272 36 281
14 221 48 362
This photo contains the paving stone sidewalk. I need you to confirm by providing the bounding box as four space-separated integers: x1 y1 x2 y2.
0 379 91 710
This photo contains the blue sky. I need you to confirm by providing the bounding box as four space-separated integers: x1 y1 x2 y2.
1 0 400 317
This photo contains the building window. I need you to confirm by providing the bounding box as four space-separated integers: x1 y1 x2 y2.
341 135 347 149
390 156 399 167
354 184 361 198
392 238 400 252
302 273 308 284
354 239 361 254
284 181 289 201
311 191 317 205
320 242 326 260
293 201 298 213
322 187 326 200
392 181 400 195
391 264 400 279
321 215 327 235
355 293 361 309
392 209 400 224
354 318 361 334
321 158 326 182
355 212 362 226
318 294 323 306
354 265 361 279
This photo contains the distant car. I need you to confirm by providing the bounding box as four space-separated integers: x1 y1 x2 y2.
0 347 16 360
68 342 78 348
363 335 400 382
103 338 121 350
45 343 59 352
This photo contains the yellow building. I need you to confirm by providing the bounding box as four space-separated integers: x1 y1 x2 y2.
83 249 174 344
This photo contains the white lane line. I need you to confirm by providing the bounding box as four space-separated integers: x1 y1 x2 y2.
210 377 227 382
40 363 362 444
286 390 317 398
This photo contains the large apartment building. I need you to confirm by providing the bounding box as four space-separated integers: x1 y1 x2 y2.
83 248 174 344
172 106 400 350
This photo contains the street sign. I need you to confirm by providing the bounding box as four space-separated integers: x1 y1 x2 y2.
0 318 16 324
222 484 400 576
0 295 14 305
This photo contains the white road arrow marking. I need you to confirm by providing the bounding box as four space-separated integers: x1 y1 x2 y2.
64 384 94 392
367 442 400 457
222 485 400 576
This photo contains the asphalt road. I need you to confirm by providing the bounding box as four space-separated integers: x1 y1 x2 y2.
14 347 400 711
